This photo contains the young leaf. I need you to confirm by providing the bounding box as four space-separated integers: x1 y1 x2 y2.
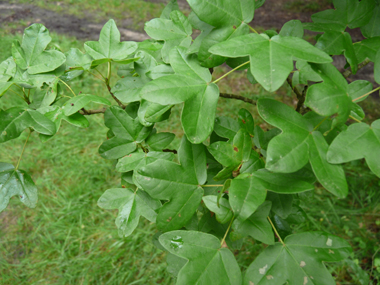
0 57 16 82
84 19 137 61
62 94 111 116
209 34 332 92
98 188 160 237
214 116 240 141
134 137 206 231
244 232 352 285
327 120 380 178
0 163 38 212
279 20 304 38
12 24 66 74
159 230 242 285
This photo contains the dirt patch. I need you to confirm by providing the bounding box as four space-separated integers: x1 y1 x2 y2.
0 1 149 41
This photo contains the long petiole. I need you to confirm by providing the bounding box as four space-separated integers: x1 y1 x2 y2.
95 68 106 80
212 61 250 84
7 89 25 100
267 216 285 245
349 115 362 123
220 217 234 246
313 117 328 131
201 184 224 187
58 78 76 97
87 70 105 82
352 86 380 102
15 130 32 171
248 25 259 34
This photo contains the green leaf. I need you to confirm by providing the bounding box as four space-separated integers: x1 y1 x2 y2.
203 196 233 224
145 132 175 150
279 20 304 38
258 99 348 197
99 106 152 159
375 49 380 84
348 80 373 102
62 94 111 116
138 100 172 126
160 0 179 19
0 163 38 212
187 0 254 27
0 108 56 142
214 116 240 141
182 83 219 143
159 230 242 285
361 4 380 38
141 46 217 143
84 20 137 61
305 63 351 126
98 188 160 237
229 175 267 221
64 48 92 71
244 232 352 284
266 192 293 219
116 151 174 173
145 10 192 63
112 76 149 104
12 24 66 74
308 132 348 198
327 120 380 178
232 201 274 244
209 34 332 92
134 137 205 231
0 57 16 82
354 37 380 63
238 108 255 136
38 106 89 141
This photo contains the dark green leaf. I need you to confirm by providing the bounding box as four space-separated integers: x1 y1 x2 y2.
232 201 274 244
116 151 174 173
134 137 205 231
203 196 233 224
145 132 175 150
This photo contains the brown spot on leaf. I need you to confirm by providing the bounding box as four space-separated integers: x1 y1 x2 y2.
233 146 238 152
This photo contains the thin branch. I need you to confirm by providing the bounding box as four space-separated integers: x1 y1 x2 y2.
219 92 256 105
342 58 370 78
162 149 177 154
79 108 107 115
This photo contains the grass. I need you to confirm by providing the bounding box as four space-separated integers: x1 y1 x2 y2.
1 21 380 284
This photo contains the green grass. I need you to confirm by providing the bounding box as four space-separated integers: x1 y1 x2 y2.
1 26 380 284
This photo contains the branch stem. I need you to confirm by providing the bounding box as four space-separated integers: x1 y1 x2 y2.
15 130 31 171
219 92 256 105
213 61 250 84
